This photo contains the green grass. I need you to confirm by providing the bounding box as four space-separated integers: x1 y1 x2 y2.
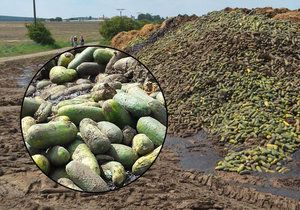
0 38 112 58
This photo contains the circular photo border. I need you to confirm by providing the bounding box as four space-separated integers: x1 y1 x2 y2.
20 45 169 193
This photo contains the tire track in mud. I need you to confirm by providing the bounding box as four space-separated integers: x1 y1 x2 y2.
0 56 299 209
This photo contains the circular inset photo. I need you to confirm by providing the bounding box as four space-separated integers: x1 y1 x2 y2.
20 46 167 192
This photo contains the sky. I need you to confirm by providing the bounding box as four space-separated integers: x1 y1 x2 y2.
1 0 300 19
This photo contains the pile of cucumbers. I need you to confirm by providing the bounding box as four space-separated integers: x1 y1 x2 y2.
21 46 167 192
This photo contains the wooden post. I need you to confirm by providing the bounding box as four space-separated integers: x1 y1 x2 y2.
33 0 37 25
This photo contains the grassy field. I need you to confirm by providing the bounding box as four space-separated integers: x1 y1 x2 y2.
0 21 107 57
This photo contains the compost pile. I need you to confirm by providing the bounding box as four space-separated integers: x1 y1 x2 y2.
111 23 161 50
21 46 167 192
129 9 300 174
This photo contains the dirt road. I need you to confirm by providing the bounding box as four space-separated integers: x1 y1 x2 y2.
0 42 98 64
0 56 299 209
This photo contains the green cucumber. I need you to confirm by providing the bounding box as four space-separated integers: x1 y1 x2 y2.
102 99 134 129
49 66 77 84
108 144 138 169
57 105 105 125
26 121 77 149
68 47 98 69
46 146 70 166
113 92 151 118
137 117 166 146
58 52 75 67
22 97 42 117
93 48 114 65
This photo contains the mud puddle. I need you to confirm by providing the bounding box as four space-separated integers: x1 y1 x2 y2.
165 132 300 200
164 131 222 173
16 66 37 88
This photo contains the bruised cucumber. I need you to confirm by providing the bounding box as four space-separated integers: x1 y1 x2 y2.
148 99 167 125
67 136 100 175
102 99 134 129
113 92 151 118
66 160 109 192
21 116 36 140
101 161 126 186
132 134 154 156
57 105 105 125
137 117 166 147
97 121 123 143
58 178 82 191
68 47 98 69
26 121 77 149
132 146 161 175
34 101 53 123
79 118 111 154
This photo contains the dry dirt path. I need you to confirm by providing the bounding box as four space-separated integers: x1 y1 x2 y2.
0 42 98 64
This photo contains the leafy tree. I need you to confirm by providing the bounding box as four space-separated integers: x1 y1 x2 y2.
99 16 143 39
137 13 164 22
25 21 55 45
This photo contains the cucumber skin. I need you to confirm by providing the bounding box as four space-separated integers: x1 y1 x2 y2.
137 117 166 147
57 105 105 125
108 144 138 169
66 160 109 192
68 47 98 69
101 161 126 186
79 118 111 154
102 99 134 129
113 92 151 118
26 121 77 149
132 146 161 175
67 138 101 175
32 154 50 175
22 97 42 117
97 121 123 143
46 146 70 166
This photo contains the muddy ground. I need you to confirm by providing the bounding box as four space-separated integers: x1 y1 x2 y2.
0 56 300 209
